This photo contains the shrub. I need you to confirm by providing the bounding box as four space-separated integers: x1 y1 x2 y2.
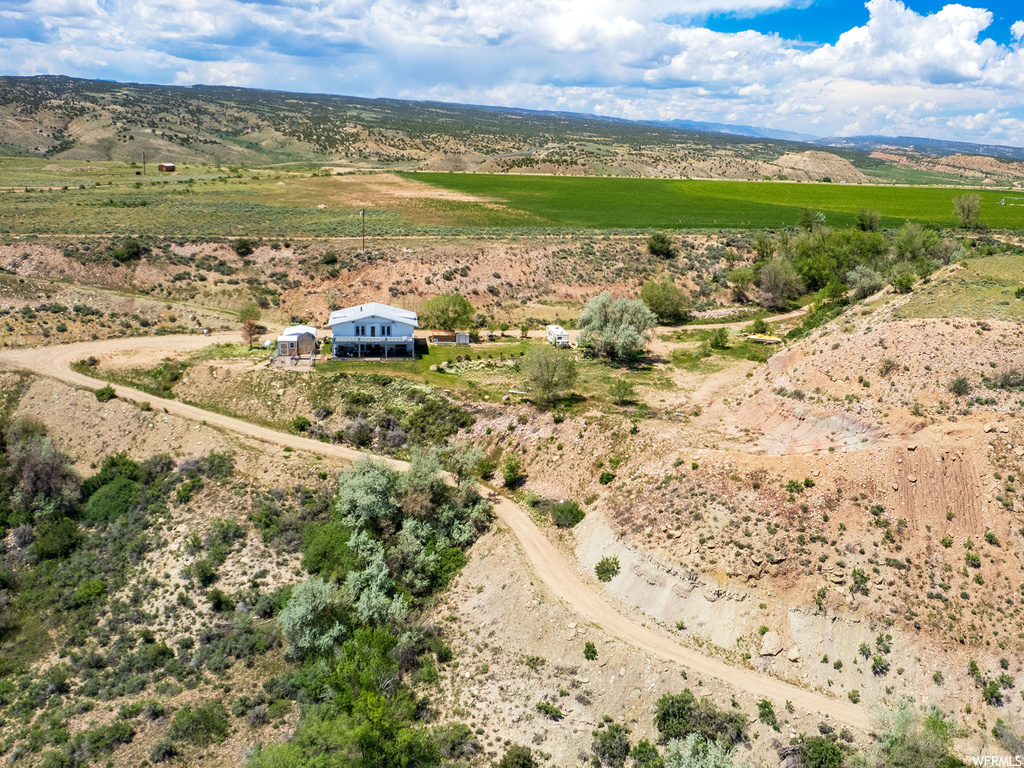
803 737 843 768
301 521 356 579
84 475 138 523
536 701 564 720
892 270 916 294
872 656 891 676
647 232 675 259
846 265 885 299
169 700 230 746
501 454 524 488
709 328 729 349
641 279 690 323
232 238 255 257
207 588 235 612
149 740 178 763
599 471 617 485
608 378 636 405
949 377 970 397
584 641 598 661
592 723 631 768
655 688 747 745
757 699 779 731
498 745 538 768
595 557 620 582
277 576 346 659
32 517 82 560
290 416 311 433
551 500 585 528
95 384 116 402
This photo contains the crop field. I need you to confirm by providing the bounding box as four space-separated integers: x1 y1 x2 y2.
2 155 1022 237
405 173 1024 230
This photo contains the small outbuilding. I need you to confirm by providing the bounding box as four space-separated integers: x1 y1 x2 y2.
157 163 176 172
276 325 318 360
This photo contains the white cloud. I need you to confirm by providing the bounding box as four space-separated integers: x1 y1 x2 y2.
1 0 1023 145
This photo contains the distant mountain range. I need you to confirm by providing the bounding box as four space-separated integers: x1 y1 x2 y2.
656 119 1024 161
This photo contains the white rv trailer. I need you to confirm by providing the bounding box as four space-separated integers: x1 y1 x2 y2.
546 325 570 347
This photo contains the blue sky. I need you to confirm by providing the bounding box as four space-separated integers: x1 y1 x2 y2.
2 0 1024 146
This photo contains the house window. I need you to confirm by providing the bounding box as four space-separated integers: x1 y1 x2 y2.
383 326 391 336
370 326 375 338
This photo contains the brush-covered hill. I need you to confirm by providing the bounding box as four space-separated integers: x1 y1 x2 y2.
0 74 984 184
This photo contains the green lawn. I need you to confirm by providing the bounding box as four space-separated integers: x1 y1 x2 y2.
403 173 1024 230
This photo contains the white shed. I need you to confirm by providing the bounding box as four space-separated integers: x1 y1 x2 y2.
276 325 318 358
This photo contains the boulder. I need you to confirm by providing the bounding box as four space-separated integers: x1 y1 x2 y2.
760 631 783 656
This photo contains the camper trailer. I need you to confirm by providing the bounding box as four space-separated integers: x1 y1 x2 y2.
546 325 570 347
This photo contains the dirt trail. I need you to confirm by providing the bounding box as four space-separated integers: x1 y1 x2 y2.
0 334 872 732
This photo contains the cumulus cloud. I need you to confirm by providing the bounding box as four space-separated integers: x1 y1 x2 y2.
0 0 1023 145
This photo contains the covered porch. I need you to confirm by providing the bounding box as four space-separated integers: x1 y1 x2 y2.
331 335 415 359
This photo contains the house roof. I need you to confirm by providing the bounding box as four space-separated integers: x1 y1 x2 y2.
279 325 318 339
326 302 418 328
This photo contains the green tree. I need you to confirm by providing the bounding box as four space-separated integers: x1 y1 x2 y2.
727 268 755 302
521 345 578 403
238 302 262 324
798 208 825 230
647 232 675 258
953 194 981 228
753 232 775 262
757 259 804 309
421 293 474 331
577 291 658 362
893 222 939 262
856 208 881 232
641 279 691 323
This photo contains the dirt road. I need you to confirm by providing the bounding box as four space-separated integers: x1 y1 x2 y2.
0 334 872 732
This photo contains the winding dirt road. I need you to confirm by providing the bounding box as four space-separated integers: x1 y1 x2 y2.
0 334 871 732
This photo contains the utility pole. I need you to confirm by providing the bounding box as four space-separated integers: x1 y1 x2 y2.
360 208 366 253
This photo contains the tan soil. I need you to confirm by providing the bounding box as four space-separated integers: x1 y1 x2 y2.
0 333 874 734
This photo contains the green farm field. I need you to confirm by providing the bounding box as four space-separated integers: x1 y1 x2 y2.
2 154 1022 237
404 173 1024 230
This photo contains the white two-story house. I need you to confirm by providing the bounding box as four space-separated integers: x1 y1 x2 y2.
325 302 418 359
